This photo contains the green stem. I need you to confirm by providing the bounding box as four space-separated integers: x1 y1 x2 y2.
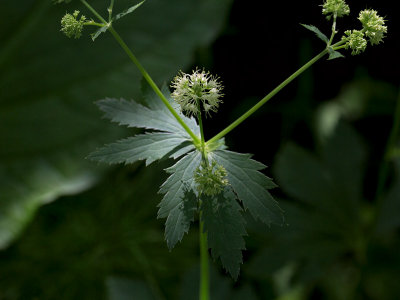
107 26 200 144
374 89 400 207
80 0 108 24
79 2 200 143
328 13 337 46
199 211 210 300
206 48 329 145
108 0 115 22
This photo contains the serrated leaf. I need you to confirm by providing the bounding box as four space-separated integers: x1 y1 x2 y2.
0 0 233 248
158 151 202 248
87 132 192 166
327 48 345 60
202 188 247 280
96 84 200 139
301 24 329 44
165 188 197 249
211 150 284 225
91 25 109 41
113 1 146 21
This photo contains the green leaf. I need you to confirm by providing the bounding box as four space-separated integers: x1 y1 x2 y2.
113 1 146 21
87 132 193 166
165 188 198 250
158 151 202 249
107 277 156 300
96 84 200 138
202 187 247 279
327 47 345 60
301 24 329 44
211 150 283 225
0 0 233 248
91 25 109 41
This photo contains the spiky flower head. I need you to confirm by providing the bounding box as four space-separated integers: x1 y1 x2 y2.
194 160 229 196
61 10 86 39
358 9 387 45
341 30 367 55
171 69 223 117
322 0 350 19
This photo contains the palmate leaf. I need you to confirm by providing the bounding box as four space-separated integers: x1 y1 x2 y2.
96 85 200 138
211 150 284 225
90 84 200 166
158 151 202 249
87 133 195 166
201 187 247 280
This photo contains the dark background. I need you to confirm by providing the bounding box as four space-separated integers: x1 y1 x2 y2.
0 0 399 299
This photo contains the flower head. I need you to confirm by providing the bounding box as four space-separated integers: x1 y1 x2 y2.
61 10 86 39
358 9 387 45
322 0 350 19
341 30 367 55
194 160 228 196
171 69 223 117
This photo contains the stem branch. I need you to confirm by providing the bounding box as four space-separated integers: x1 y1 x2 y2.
206 48 329 145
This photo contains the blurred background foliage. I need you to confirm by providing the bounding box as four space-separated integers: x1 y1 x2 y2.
0 0 399 299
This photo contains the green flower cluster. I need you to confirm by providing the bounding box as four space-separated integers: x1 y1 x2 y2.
359 9 387 45
341 9 387 55
61 10 86 39
322 0 350 19
342 30 367 55
171 69 223 117
194 161 228 196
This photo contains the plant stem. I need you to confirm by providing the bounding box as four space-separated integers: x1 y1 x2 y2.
199 211 210 300
79 0 200 145
108 0 115 22
206 48 329 145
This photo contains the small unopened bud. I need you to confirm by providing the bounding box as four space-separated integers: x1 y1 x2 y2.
61 10 86 39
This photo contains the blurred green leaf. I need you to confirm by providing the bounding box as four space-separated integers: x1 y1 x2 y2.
0 0 233 249
106 277 156 300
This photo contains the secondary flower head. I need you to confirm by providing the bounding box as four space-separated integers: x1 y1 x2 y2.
194 160 229 196
342 30 367 55
171 69 223 117
322 0 350 19
358 9 387 45
61 10 86 39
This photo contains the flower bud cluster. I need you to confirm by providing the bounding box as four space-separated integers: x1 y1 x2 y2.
341 9 386 55
61 10 86 39
194 161 228 196
322 0 350 19
358 9 387 45
171 69 223 117
342 30 367 55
